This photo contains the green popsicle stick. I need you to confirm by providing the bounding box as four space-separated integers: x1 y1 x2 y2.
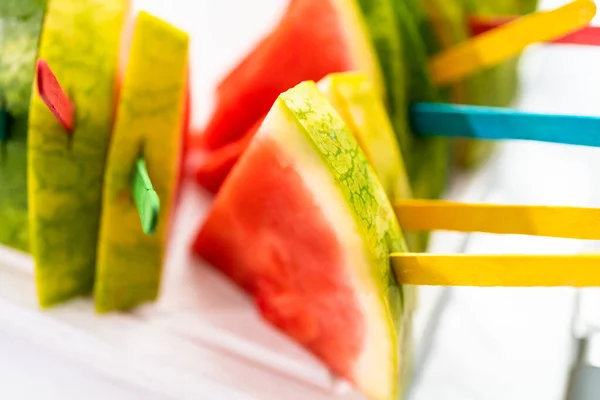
132 157 160 235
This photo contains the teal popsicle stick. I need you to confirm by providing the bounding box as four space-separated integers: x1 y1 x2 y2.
411 102 600 148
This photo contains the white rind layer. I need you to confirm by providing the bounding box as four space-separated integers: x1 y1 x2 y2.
253 100 396 400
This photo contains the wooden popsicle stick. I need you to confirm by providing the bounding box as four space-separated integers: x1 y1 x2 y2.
132 157 160 235
429 0 597 85
390 253 600 287
410 102 600 148
470 15 600 46
36 59 74 132
395 200 600 240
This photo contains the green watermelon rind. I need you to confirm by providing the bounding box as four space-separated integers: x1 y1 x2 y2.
353 0 407 150
1 7 46 116
317 73 409 200
393 0 450 202
317 72 427 253
94 12 189 313
317 73 420 396
28 0 127 307
355 0 450 203
280 81 406 289
0 4 46 252
279 81 407 399
0 0 47 19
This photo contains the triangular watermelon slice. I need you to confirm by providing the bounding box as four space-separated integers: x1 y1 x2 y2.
193 80 409 400
199 0 382 151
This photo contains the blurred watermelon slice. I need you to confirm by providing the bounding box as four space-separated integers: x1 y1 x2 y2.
193 81 408 400
0 1 46 252
95 12 189 312
28 0 128 307
199 0 382 151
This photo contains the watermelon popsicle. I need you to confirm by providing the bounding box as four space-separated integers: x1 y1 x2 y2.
0 1 46 252
28 0 128 307
194 80 600 399
95 12 188 313
194 81 410 400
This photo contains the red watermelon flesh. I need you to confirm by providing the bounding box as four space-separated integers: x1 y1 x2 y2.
194 138 363 375
193 82 406 400
200 0 380 151
194 115 263 193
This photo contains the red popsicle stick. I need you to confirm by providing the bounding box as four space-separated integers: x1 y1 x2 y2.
469 15 600 46
36 59 74 132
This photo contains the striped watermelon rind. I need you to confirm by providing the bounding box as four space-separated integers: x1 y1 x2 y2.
392 0 450 202
0 2 46 252
95 12 188 313
28 0 128 307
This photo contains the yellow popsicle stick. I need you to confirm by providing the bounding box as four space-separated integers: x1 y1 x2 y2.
429 0 597 85
395 199 600 240
391 253 600 287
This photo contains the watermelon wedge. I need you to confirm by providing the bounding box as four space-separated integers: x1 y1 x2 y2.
0 2 46 252
95 12 188 312
193 81 409 400
28 0 128 307
199 0 382 151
